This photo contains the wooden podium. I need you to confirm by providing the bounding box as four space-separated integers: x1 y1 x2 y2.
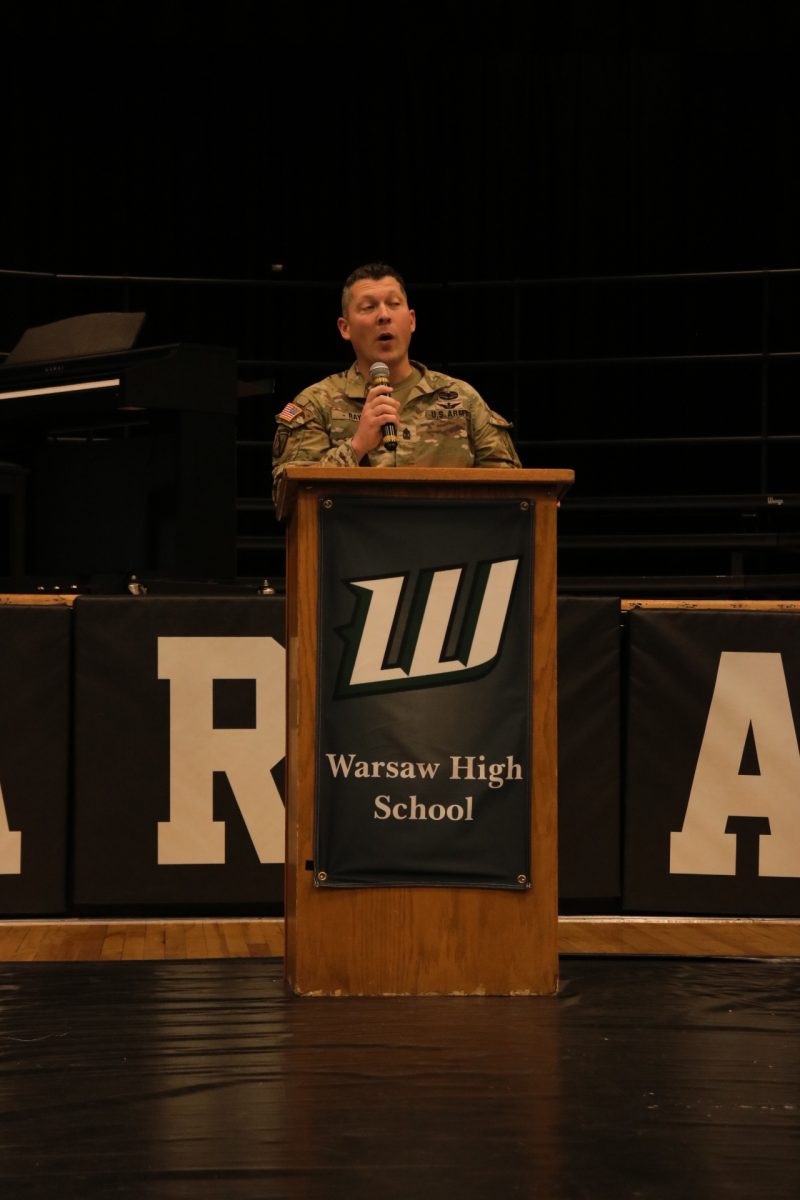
277 466 573 996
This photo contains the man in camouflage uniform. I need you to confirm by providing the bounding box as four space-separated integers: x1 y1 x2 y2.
272 263 521 498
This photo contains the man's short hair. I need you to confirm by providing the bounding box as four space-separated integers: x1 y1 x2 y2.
341 262 407 316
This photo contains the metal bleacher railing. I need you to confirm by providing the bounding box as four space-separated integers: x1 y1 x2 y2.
3 264 800 597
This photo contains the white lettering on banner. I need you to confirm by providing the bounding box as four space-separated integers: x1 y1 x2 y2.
347 559 519 688
326 754 440 780
0 780 22 874
671 651 800 876
373 795 475 821
450 755 523 788
157 637 286 865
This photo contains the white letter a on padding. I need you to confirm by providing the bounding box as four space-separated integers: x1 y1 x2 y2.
671 651 800 877
0 780 22 874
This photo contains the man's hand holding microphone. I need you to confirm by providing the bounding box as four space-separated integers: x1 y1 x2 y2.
350 360 400 460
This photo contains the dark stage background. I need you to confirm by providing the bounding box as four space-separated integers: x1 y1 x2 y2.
2 2 800 593
3 3 800 283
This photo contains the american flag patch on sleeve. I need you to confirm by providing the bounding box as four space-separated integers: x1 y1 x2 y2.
278 401 302 421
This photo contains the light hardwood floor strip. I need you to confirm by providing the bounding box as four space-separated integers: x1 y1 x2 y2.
558 916 800 958
0 924 34 959
621 599 800 612
70 926 109 962
164 922 188 960
1 918 799 962
100 927 127 961
183 921 208 960
121 925 147 961
143 921 168 960
220 920 255 958
203 921 232 959
11 926 46 962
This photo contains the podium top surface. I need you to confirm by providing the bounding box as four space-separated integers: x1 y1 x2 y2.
275 465 574 521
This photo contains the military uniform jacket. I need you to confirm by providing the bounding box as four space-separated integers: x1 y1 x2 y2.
272 360 521 496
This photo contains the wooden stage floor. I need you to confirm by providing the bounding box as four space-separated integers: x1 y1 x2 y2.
1 953 798 1199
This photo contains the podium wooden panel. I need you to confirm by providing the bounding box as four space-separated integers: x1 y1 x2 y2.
277 466 573 996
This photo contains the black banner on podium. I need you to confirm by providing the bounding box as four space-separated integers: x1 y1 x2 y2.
315 497 533 889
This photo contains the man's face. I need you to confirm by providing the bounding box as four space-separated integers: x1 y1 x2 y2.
337 276 416 375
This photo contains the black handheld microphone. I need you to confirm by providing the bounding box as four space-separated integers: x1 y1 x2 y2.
369 360 397 452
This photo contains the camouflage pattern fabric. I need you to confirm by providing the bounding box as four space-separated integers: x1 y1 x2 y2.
272 360 521 498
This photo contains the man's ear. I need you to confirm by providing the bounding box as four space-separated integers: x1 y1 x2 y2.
337 316 351 342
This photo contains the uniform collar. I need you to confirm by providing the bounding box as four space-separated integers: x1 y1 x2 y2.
344 359 437 399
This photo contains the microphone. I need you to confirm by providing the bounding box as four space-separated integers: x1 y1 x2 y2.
369 360 397 452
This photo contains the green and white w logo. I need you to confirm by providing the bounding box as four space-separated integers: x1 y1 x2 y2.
334 558 520 697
